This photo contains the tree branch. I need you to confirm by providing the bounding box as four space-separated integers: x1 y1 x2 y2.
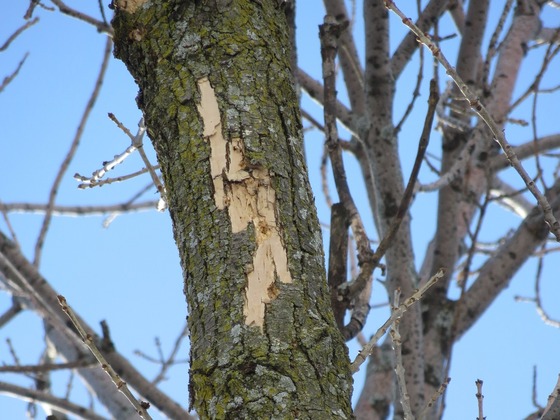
33 37 112 267
0 201 159 217
351 268 444 373
489 134 560 172
390 0 449 79
0 381 107 420
50 0 113 35
297 68 357 135
320 16 376 339
455 179 560 337
323 0 366 115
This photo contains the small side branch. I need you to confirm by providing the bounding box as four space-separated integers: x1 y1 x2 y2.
57 295 153 420
0 18 39 51
418 377 451 420
0 380 107 420
0 360 94 374
297 68 358 137
50 0 113 34
75 115 166 211
0 53 29 94
475 379 485 420
391 290 413 420
351 268 444 373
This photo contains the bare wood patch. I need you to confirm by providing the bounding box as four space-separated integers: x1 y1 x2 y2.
115 0 147 14
196 77 292 330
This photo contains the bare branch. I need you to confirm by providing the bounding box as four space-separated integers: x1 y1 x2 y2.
0 18 39 51
418 377 451 420
0 201 159 217
0 231 194 419
455 179 560 337
390 0 449 79
482 0 514 88
323 0 365 114
0 300 23 329
0 360 94 374
475 379 485 420
33 37 112 267
50 0 113 35
351 268 444 373
490 176 534 219
143 323 189 385
297 68 357 135
354 341 393 419
489 134 560 172
510 37 560 112
57 295 153 420
514 243 560 328
0 380 107 420
0 53 29 94
391 290 413 420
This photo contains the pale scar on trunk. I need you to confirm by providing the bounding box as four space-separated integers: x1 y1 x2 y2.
196 77 292 330
114 0 147 13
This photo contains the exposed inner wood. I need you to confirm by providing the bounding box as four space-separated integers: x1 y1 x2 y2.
196 77 292 330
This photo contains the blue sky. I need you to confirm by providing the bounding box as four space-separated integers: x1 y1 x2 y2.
1 1 559 419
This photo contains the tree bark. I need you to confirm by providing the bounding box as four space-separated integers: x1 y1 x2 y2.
112 1 353 418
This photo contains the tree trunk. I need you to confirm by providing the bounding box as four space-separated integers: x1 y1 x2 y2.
112 1 353 418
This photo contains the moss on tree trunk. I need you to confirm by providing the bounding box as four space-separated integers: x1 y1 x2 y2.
112 1 353 417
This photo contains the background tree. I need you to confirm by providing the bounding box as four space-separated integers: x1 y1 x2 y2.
1 0 560 419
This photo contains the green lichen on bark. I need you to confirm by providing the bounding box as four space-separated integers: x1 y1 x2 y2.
112 1 353 418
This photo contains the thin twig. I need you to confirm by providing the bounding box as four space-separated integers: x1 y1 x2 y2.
0 53 29 94
0 201 159 216
105 115 167 209
50 0 113 35
57 295 153 420
0 380 108 420
531 366 544 412
33 37 112 267
394 0 424 135
152 324 189 385
0 18 39 51
0 200 21 249
0 360 94 373
482 0 514 89
390 290 413 419
0 301 23 329
297 67 358 137
75 161 161 188
475 379 485 420
418 377 451 420
351 268 444 373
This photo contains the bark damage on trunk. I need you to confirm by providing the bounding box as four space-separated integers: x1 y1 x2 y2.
196 76 292 330
112 1 353 418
